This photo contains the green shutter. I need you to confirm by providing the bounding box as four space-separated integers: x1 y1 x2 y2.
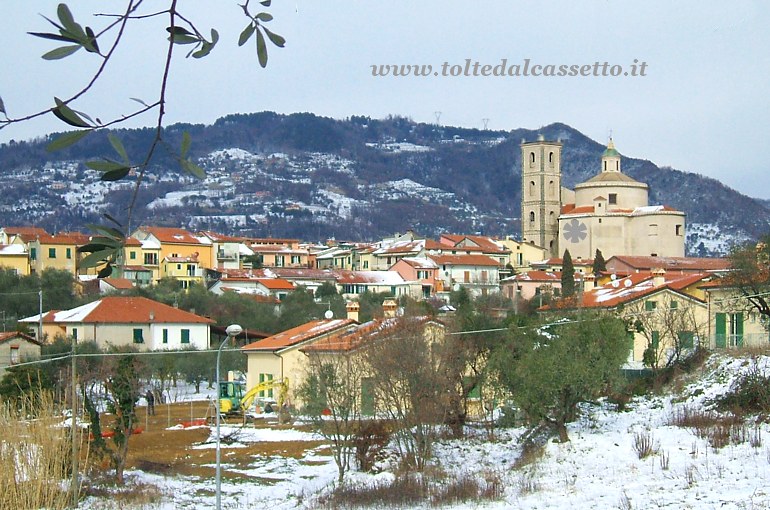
651 331 660 350
181 329 190 344
715 313 726 348
162 329 168 344
30 248 37 261
678 331 694 349
133 328 144 343
361 378 375 416
645 301 656 311
735 313 744 347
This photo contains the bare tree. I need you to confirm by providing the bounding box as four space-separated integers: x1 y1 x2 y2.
626 293 706 372
363 318 452 471
298 350 366 485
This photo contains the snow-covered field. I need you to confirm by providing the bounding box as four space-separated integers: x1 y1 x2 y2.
81 353 770 509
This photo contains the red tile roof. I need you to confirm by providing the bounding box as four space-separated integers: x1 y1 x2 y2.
139 226 207 245
0 331 40 345
428 254 503 266
38 296 214 324
302 316 445 354
3 227 50 242
101 278 135 290
549 272 710 310
607 256 730 272
438 234 508 254
242 319 356 352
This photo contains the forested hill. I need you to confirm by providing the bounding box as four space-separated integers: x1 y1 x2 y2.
0 112 767 255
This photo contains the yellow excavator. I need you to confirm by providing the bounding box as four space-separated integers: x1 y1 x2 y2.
218 377 289 416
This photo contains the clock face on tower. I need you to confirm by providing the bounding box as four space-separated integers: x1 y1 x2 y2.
563 218 587 243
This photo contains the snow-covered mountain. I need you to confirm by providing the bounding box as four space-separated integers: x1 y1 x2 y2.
0 113 766 254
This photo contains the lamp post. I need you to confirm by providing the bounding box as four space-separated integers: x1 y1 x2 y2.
216 324 242 510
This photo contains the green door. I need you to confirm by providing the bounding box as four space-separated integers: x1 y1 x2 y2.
715 313 726 348
734 312 744 347
361 377 375 416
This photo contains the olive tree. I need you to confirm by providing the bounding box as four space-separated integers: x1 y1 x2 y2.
492 314 628 442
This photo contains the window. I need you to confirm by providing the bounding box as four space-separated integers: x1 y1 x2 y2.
48 248 56 259
291 255 301 264
144 253 158 265
645 300 657 311
181 329 190 344
66 248 72 259
516 253 523 265
10 346 19 365
548 180 554 197
529 211 535 224
669 300 678 309
548 151 554 165
275 255 285 267
481 270 488 283
162 329 168 344
30 248 37 261
529 152 535 166
463 271 470 283
676 225 683 236
130 251 137 260
529 181 536 196
177 264 182 270
133 328 144 344
363 260 369 269
259 373 274 398
609 193 617 205
72 328 78 340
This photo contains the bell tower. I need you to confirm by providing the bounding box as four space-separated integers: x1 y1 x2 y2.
521 135 562 257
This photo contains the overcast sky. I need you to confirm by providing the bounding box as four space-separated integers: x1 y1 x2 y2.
1 1 768 199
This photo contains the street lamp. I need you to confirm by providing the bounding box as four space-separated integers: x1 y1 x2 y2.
216 324 242 510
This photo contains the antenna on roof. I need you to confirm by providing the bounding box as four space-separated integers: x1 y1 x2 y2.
482 118 489 130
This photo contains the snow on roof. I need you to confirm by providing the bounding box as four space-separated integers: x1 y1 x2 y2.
0 244 26 254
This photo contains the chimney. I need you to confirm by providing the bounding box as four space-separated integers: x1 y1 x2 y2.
382 298 398 319
652 268 666 287
346 301 360 322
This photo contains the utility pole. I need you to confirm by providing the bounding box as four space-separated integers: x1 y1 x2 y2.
38 290 43 343
71 330 79 507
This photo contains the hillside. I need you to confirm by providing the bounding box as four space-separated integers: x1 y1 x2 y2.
78 352 770 509
0 113 767 254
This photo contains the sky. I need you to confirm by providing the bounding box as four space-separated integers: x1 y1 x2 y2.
1 1 769 199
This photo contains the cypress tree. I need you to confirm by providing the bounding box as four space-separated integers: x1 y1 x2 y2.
561 249 575 298
593 249 607 276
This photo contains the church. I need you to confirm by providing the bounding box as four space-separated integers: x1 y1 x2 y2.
520 135 685 260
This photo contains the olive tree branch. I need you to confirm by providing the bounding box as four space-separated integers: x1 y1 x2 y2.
0 1 139 131
125 0 179 233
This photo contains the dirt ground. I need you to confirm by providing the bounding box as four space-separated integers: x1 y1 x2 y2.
85 400 325 481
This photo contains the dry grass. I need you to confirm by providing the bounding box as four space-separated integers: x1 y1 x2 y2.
632 430 658 459
668 405 748 449
0 393 73 510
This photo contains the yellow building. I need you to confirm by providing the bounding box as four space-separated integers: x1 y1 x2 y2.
0 243 30 276
132 227 214 283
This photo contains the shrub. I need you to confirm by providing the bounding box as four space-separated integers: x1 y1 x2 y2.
715 362 770 415
353 420 391 472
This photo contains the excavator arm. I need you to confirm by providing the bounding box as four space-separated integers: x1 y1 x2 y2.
240 378 289 412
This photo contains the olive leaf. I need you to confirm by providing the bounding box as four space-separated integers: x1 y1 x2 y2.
46 129 91 152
